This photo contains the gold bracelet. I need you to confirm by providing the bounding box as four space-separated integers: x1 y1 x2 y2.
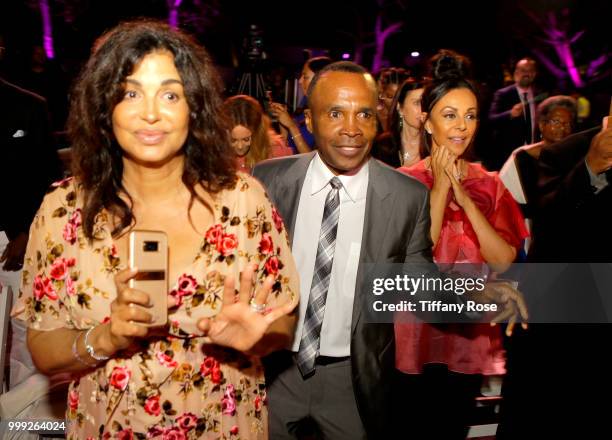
71 330 97 367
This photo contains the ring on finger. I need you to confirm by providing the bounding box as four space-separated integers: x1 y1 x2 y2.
249 298 266 314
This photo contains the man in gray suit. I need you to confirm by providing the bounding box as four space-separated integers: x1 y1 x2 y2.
254 62 524 439
254 61 434 439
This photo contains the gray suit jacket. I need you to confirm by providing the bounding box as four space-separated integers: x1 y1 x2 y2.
253 153 434 437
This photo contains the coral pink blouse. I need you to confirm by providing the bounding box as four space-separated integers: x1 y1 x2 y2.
395 160 528 375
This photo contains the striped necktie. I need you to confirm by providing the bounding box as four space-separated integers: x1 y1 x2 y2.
296 176 342 377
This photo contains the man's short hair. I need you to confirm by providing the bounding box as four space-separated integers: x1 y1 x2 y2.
306 61 372 106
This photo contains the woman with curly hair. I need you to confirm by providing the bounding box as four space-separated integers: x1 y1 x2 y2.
18 20 298 439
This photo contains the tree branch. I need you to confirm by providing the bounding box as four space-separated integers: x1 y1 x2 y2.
532 48 567 78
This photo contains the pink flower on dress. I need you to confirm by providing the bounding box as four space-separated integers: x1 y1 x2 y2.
176 274 197 296
205 224 224 245
68 388 79 411
65 276 76 296
62 221 77 244
258 233 274 255
109 366 131 391
33 275 58 301
49 257 69 280
229 425 239 435
70 209 82 227
162 427 186 440
217 233 238 256
116 428 133 440
222 384 236 416
254 394 264 412
211 365 223 384
264 256 280 276
156 351 178 368
144 395 161 416
200 356 218 376
176 412 198 432
146 426 164 439
51 177 72 187
272 206 284 233
200 356 223 384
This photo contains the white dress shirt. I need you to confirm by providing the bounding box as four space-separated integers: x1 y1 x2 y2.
290 153 368 356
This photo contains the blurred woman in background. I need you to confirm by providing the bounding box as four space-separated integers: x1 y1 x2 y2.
224 94 292 173
268 56 332 153
376 67 411 132
371 77 425 167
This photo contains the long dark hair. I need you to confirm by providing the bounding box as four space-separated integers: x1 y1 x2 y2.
371 77 426 167
388 77 427 145
68 19 235 241
420 49 479 158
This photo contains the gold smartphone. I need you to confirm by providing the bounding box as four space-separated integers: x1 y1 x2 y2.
128 230 168 327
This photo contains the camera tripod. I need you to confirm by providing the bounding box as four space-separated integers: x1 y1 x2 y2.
237 71 267 100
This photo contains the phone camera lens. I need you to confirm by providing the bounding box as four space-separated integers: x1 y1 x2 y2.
143 241 158 252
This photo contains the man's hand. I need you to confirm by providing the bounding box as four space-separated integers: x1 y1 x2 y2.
585 117 612 175
510 103 524 118
482 281 529 336
0 232 28 271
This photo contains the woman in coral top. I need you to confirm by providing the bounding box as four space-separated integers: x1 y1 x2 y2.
394 50 528 439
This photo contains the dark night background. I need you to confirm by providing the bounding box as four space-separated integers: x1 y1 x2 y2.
1 0 610 133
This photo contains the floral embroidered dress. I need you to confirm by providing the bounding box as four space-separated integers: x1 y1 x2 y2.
395 160 529 375
18 173 299 439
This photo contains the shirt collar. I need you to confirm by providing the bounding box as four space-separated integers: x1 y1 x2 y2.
516 85 533 96
310 153 369 203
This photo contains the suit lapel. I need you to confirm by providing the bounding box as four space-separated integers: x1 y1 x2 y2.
278 152 316 247
351 159 395 333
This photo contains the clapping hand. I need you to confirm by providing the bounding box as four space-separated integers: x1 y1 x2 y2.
430 144 456 193
445 160 471 208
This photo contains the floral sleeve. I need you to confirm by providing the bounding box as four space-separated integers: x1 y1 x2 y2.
19 178 78 331
240 174 299 312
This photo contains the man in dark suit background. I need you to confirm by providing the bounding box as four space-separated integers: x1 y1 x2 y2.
0 77 62 273
488 58 546 170
0 75 62 394
498 118 612 438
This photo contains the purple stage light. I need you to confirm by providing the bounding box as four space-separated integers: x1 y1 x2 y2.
40 0 54 59
411 51 420 58
342 53 351 60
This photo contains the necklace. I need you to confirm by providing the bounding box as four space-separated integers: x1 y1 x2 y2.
400 138 419 166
